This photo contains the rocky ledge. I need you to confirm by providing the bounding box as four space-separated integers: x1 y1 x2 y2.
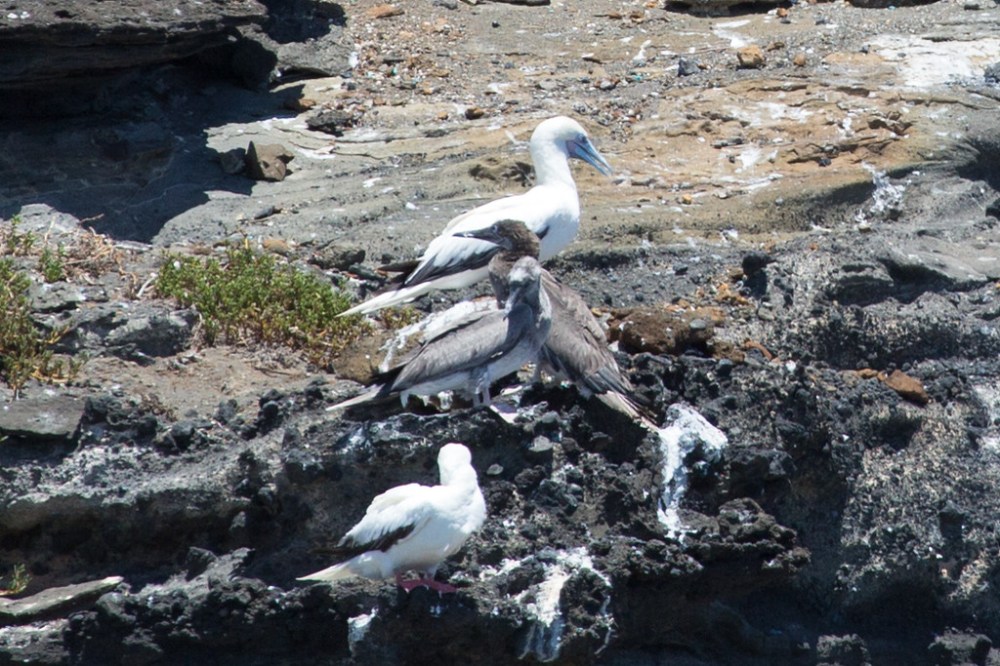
2 0 1000 664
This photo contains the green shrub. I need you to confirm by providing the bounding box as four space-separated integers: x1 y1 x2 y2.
155 244 369 369
0 258 78 391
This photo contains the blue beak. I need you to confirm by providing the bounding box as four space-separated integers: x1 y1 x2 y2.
568 137 613 176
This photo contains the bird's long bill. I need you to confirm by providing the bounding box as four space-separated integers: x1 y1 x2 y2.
504 283 528 317
569 137 613 176
454 227 501 243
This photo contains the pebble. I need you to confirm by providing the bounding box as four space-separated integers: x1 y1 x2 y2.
366 4 404 19
741 251 774 277
881 369 930 406
465 107 486 120
984 62 1000 85
736 45 765 69
793 53 807 67
677 57 700 77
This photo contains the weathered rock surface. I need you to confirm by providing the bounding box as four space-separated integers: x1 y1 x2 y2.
1 0 1000 664
0 395 85 443
0 577 122 626
0 1 267 91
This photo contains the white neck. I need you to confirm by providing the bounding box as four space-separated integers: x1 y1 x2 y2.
441 466 478 489
530 140 576 189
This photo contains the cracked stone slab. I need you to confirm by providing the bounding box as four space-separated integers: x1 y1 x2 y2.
880 236 1000 289
0 395 86 442
0 577 123 626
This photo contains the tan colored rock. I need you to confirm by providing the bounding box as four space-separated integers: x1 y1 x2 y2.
284 97 316 112
366 4 404 19
880 370 930 405
262 238 293 256
737 45 766 69
793 52 807 67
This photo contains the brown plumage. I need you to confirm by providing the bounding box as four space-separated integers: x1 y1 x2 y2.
456 220 653 424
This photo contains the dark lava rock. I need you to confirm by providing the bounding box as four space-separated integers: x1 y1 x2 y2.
927 629 992 665
0 0 267 110
0 394 85 443
305 109 360 136
817 633 871 665
677 56 700 76
56 303 197 362
984 62 1000 85
28 281 87 313
0 576 122 625
826 262 896 306
308 242 366 271
986 197 1000 219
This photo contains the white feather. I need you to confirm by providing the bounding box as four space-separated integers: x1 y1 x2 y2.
340 116 610 317
297 443 487 583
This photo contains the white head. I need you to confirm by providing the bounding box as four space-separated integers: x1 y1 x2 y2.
529 116 613 177
438 443 476 486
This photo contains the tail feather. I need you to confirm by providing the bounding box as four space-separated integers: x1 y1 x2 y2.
296 562 354 583
339 282 434 317
326 385 388 411
596 391 659 431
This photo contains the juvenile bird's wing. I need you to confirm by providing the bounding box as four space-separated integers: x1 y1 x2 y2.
391 309 530 391
378 306 496 375
541 273 631 393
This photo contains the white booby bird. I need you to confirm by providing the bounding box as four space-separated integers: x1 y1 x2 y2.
457 220 652 424
328 255 551 410
339 115 612 317
297 443 486 593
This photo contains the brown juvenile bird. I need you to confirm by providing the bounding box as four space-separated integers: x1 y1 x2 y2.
457 219 652 424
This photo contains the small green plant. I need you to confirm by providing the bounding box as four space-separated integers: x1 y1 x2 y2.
155 244 370 369
38 245 66 283
1 216 34 256
0 258 80 392
0 563 31 597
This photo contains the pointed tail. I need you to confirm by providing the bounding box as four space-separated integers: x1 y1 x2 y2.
296 562 353 583
326 385 387 412
596 391 660 431
338 282 437 317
